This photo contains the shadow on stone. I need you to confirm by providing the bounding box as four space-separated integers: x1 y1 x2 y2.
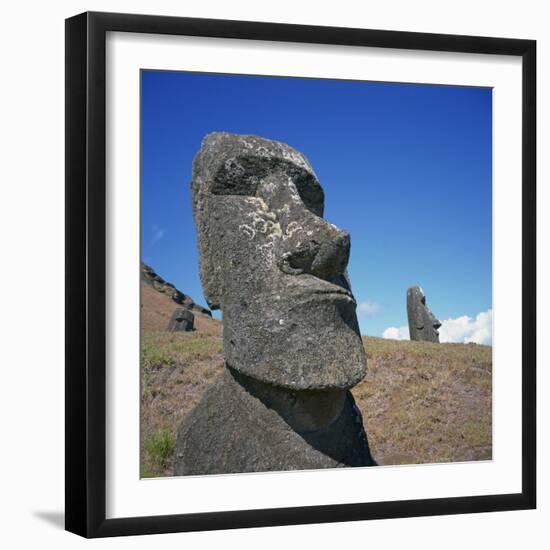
233 367 375 466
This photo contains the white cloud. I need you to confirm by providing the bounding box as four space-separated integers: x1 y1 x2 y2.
151 224 165 245
382 308 493 345
439 309 492 345
358 300 382 318
382 325 409 340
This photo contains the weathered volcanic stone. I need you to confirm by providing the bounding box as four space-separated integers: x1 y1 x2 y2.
141 262 199 311
407 286 441 342
168 308 194 332
171 289 194 309
175 367 375 475
175 132 375 474
190 132 366 390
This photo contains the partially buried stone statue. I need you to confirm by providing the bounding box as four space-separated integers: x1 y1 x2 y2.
407 286 441 342
168 307 194 332
174 132 375 475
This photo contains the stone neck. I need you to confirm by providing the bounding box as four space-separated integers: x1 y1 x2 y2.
225 365 347 433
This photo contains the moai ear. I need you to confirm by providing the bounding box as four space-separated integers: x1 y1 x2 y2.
414 301 424 330
195 196 224 310
407 287 425 332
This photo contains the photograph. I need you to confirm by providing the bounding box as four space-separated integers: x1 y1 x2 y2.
139 70 493 478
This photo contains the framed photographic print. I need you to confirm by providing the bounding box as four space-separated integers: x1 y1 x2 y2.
65 11 536 538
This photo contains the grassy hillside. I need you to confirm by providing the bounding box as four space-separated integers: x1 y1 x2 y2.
140 281 222 335
140 331 492 477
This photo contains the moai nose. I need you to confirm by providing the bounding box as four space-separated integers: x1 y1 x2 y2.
311 230 350 279
280 230 350 280
428 308 441 330
256 172 350 281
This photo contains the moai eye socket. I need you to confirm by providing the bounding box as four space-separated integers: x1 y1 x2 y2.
290 169 324 217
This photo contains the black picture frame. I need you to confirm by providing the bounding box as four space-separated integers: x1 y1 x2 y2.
65 11 536 538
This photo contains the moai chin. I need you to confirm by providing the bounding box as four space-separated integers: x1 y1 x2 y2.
174 133 375 475
407 286 442 342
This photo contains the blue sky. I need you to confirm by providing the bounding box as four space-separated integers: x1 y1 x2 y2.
141 70 492 339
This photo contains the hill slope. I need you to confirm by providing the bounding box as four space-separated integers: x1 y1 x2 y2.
140 262 221 335
140 331 492 477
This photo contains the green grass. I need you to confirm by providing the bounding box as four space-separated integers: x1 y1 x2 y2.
142 429 175 475
141 331 222 370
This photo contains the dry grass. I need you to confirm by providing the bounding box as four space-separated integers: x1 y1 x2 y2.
355 336 492 466
141 332 492 477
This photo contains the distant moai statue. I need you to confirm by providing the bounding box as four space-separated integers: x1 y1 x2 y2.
174 132 376 475
168 307 194 332
407 286 441 342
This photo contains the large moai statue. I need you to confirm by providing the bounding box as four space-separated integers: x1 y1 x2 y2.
174 133 376 475
407 286 442 343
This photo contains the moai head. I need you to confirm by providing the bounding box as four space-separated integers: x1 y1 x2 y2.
168 307 194 332
407 286 441 342
191 133 367 390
